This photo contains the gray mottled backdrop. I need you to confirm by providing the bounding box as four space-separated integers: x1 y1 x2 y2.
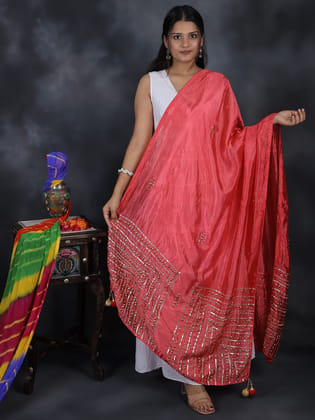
0 0 314 347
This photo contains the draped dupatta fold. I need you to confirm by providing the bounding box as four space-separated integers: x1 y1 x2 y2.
108 69 290 385
0 219 61 401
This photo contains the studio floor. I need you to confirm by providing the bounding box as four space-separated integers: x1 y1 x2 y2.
1 313 314 420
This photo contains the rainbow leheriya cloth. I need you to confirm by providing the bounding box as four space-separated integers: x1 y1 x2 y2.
0 152 69 401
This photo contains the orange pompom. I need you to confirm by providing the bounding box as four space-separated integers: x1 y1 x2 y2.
105 298 112 307
241 388 250 397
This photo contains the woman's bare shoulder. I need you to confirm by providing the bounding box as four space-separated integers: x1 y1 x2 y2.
136 73 150 91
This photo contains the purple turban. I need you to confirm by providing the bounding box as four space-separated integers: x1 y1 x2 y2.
43 152 69 191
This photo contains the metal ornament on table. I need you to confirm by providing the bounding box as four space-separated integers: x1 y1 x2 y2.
43 152 70 217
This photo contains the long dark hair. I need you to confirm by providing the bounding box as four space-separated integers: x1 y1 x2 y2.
147 5 207 72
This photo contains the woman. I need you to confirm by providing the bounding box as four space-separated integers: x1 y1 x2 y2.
103 5 305 415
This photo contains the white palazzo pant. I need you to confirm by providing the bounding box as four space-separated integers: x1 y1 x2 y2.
135 338 256 385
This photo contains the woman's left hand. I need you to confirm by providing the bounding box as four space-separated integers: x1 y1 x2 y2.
273 109 306 126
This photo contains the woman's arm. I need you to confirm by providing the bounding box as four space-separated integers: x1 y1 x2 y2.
103 74 153 227
273 108 306 126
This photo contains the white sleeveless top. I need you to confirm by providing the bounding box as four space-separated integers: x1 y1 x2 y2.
136 70 199 385
149 70 177 129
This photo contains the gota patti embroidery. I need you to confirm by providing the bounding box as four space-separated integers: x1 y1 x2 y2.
166 287 256 385
146 178 156 191
108 215 180 351
108 215 257 385
255 268 290 358
197 232 206 246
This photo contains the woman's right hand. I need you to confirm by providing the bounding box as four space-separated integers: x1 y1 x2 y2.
103 195 121 228
102 74 153 229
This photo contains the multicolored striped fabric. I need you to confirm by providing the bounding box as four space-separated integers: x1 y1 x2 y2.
0 219 61 401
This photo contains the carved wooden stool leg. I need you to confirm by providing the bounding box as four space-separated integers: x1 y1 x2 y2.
78 283 87 343
23 337 38 394
90 278 105 380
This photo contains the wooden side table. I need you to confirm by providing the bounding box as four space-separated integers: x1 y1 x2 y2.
13 218 107 394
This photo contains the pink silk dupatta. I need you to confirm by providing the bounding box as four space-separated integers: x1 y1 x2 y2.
108 69 290 385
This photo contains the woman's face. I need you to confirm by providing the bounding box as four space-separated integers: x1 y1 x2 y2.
163 20 203 64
